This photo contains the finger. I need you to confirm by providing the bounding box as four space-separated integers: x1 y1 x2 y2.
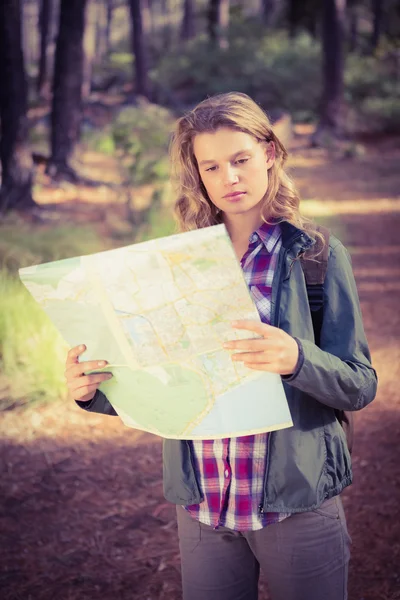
78 390 97 402
232 351 271 363
224 338 268 352
245 362 281 372
66 344 87 367
231 320 272 337
72 383 101 401
69 372 113 392
65 360 108 380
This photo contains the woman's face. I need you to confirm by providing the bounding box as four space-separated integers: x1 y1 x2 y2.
193 127 275 219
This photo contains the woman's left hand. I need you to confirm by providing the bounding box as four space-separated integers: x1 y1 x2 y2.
223 320 299 376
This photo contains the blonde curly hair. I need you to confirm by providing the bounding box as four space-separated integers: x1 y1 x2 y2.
170 91 321 247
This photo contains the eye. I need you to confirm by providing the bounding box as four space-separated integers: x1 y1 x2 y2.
236 158 249 165
205 165 218 172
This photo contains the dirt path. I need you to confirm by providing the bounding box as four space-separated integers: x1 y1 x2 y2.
1 134 400 600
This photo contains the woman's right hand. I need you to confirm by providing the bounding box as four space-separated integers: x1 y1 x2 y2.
65 344 113 402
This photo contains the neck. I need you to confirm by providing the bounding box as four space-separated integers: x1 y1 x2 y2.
223 210 263 245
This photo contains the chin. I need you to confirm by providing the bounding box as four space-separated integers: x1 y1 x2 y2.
224 201 260 215
227 206 250 214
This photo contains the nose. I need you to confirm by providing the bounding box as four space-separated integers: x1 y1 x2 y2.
223 165 239 186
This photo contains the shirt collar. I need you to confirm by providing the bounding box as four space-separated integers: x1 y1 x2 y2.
250 221 281 254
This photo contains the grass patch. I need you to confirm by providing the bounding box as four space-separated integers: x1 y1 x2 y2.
0 220 109 273
0 270 68 409
135 188 178 243
0 221 107 408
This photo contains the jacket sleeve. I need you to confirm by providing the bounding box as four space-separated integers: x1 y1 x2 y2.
76 389 118 416
284 240 377 411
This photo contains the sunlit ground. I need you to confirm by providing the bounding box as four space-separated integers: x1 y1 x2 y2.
302 197 400 216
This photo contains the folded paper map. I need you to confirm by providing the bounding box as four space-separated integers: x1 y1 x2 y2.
19 224 292 439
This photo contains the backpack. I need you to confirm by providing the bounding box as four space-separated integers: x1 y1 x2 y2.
300 225 354 454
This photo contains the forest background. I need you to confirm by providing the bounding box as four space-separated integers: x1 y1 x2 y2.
0 1 400 599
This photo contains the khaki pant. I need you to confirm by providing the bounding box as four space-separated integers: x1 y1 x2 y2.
177 495 351 600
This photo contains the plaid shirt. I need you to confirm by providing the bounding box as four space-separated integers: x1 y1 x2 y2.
186 222 291 531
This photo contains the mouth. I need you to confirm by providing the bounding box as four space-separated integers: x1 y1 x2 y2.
223 191 247 201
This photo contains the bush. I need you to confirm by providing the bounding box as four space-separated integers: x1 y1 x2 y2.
81 128 116 155
150 31 321 121
359 97 400 133
151 27 398 133
345 52 400 133
0 221 107 273
346 53 398 102
112 101 174 185
134 187 177 243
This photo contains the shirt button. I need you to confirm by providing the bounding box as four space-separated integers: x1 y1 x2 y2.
224 469 229 478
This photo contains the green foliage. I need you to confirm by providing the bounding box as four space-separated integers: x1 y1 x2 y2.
0 269 67 408
345 54 398 104
151 27 398 132
0 221 106 407
91 52 133 88
109 52 133 68
28 120 50 154
345 53 400 133
0 221 107 273
359 97 400 133
151 31 321 121
82 128 116 155
135 188 177 243
111 102 174 186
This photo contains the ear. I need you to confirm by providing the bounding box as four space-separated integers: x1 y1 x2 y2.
264 141 276 170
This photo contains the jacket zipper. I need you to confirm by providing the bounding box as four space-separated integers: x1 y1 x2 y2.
259 231 305 514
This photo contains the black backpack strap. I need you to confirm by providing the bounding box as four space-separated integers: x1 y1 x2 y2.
300 225 354 453
300 225 330 347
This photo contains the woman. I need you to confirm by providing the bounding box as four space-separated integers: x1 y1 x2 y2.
65 92 377 600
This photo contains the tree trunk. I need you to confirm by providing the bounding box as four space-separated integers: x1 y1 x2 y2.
160 0 172 50
94 0 111 64
141 0 152 35
47 0 87 180
262 0 285 27
181 0 195 40
22 0 39 72
105 0 113 53
208 0 218 40
37 0 52 98
288 0 302 38
82 0 98 99
349 5 357 52
0 0 35 213
208 0 229 49
288 0 319 38
315 0 346 139
305 0 319 38
371 0 383 51
128 0 149 98
262 0 275 26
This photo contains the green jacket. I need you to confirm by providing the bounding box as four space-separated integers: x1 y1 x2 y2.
79 222 377 513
